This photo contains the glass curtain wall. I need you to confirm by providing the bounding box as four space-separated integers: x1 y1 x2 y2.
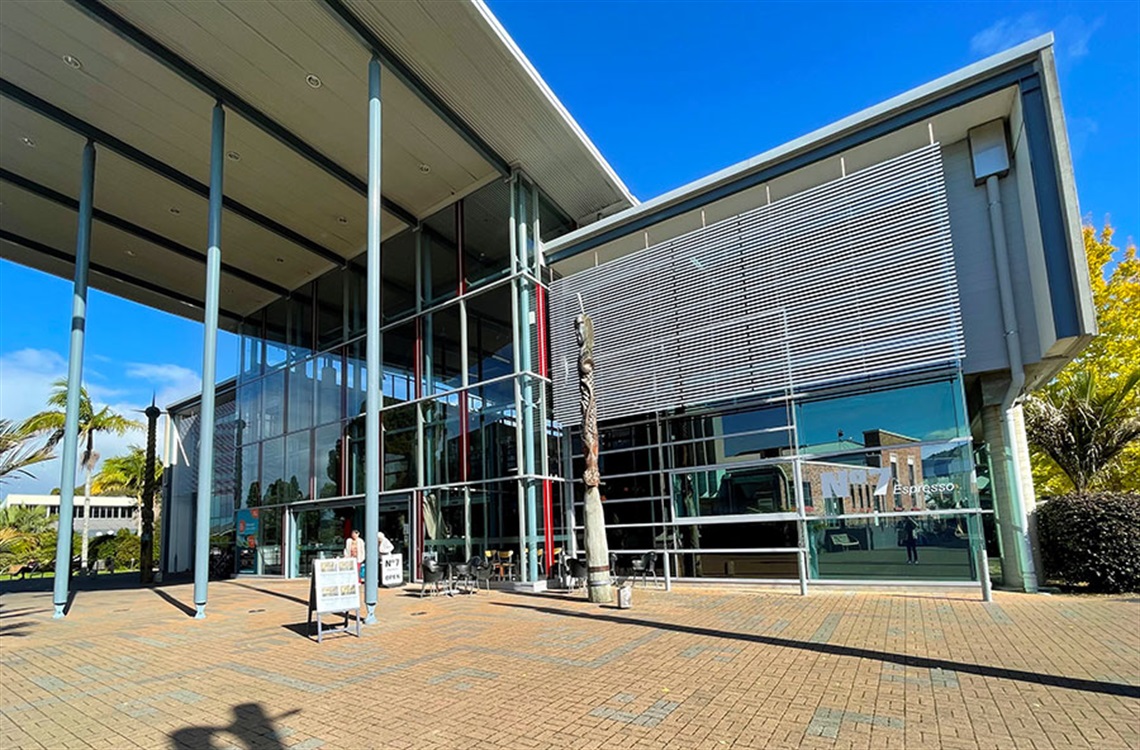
564 374 986 584
228 174 567 580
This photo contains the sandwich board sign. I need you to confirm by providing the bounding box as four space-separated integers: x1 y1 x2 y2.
307 557 361 643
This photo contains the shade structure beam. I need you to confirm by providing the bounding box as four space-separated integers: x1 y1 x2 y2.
0 82 346 268
0 229 244 323
0 169 289 299
66 0 419 229
319 0 511 178
363 57 383 623
50 139 96 619
192 102 226 619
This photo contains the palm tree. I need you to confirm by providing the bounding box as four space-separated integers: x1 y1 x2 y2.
1024 368 1140 495
0 419 54 484
92 446 163 535
21 379 141 570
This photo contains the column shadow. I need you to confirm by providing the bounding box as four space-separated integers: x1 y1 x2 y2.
491 601 1140 699
151 588 197 618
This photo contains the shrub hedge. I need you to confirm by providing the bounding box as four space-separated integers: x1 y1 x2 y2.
1037 492 1140 593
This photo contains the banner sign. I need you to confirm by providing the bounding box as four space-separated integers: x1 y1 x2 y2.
310 557 360 614
381 554 404 587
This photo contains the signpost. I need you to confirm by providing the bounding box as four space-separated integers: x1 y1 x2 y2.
307 557 362 643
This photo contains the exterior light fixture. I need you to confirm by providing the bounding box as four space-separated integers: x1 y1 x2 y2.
305 74 322 89
21 137 36 148
226 150 241 162
275 257 285 264
62 55 82 70
336 216 348 225
125 250 136 257
418 163 431 174
169 207 181 215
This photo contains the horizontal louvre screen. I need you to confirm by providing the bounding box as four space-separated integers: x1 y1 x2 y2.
550 144 963 426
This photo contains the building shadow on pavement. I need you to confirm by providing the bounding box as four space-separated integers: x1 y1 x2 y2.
491 601 1140 699
169 703 299 750
223 580 309 607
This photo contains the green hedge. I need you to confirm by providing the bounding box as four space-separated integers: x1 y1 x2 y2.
1037 493 1140 593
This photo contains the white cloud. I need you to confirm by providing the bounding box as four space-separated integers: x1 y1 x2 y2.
125 362 203 410
0 348 146 497
970 13 1103 69
970 14 1046 58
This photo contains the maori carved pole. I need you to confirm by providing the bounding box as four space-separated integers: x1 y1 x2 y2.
140 401 161 584
577 313 612 603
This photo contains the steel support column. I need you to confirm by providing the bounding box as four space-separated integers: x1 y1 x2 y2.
51 139 96 619
363 57 383 622
192 104 225 619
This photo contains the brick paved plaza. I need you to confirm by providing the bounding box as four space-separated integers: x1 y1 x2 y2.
1 578 1137 749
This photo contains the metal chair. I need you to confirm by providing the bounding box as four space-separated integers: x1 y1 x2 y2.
566 558 588 593
470 556 492 592
421 555 447 597
498 550 515 581
630 551 658 587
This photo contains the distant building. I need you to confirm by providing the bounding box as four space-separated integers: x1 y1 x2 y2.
0 494 139 538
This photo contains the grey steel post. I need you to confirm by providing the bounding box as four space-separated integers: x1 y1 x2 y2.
364 56 382 622
193 103 225 619
51 139 96 619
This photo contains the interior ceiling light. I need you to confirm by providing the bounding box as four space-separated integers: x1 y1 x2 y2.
62 54 82 70
305 74 322 89
418 163 431 174
21 137 36 148
124 249 136 257
336 216 348 225
226 150 241 162
169 207 181 215
275 257 285 264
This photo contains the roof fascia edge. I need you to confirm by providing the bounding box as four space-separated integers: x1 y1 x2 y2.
470 0 638 209
546 34 1054 263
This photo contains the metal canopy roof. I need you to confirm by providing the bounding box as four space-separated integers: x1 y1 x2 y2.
0 0 633 326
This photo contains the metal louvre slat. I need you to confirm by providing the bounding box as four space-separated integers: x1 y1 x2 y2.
551 144 962 426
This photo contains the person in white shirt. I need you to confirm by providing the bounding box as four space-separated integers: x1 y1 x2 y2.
344 529 365 582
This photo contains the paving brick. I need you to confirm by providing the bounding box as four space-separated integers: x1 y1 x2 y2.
2 580 1138 749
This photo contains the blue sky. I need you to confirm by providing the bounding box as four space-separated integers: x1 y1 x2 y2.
1 0 1136 496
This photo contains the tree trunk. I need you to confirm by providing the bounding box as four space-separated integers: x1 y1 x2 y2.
576 313 611 603
140 404 160 584
81 466 91 572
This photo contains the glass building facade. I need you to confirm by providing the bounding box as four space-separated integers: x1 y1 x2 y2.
567 373 985 584
169 175 575 582
167 171 987 587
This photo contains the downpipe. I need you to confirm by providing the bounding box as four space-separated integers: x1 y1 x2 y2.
986 175 1038 593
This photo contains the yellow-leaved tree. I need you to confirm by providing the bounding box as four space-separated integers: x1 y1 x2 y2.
1029 222 1140 495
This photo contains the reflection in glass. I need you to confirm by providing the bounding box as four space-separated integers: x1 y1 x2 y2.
315 353 343 426
672 465 795 517
464 180 511 288
313 423 341 499
807 512 980 581
287 359 314 433
796 378 968 453
423 206 458 304
467 285 515 383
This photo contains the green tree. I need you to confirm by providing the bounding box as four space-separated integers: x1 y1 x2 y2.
1025 370 1140 494
91 446 164 527
0 419 54 484
1028 223 1140 495
21 380 141 569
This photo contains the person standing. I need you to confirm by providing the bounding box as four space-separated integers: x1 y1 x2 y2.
344 529 365 583
901 517 919 565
